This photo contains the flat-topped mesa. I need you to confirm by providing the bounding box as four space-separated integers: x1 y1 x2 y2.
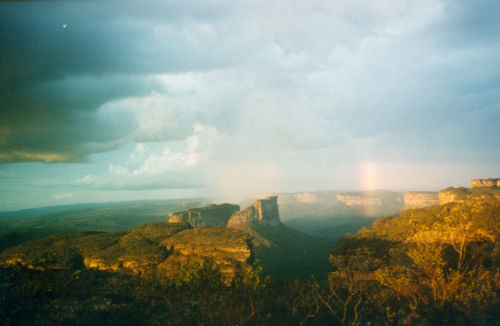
470 178 500 188
439 184 500 205
336 190 403 207
227 196 281 229
403 192 439 209
336 193 383 206
334 191 404 217
169 203 240 227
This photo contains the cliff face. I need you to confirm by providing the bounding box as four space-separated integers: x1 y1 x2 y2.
336 194 383 206
439 184 500 205
403 192 439 209
470 178 500 188
438 189 462 205
333 190 404 217
169 203 240 227
227 196 280 229
275 190 340 220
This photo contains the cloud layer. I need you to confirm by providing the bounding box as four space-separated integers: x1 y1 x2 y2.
1 0 499 209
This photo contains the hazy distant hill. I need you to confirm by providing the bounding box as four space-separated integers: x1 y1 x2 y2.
0 199 208 251
257 190 403 241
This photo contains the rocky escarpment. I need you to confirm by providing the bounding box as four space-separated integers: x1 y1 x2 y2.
227 196 280 229
334 190 403 217
226 196 334 279
438 188 464 205
168 203 240 227
439 184 500 205
336 193 383 206
0 221 253 280
161 227 253 279
470 178 500 188
403 192 439 209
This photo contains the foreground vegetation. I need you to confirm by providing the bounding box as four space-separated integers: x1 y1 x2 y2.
1 196 499 325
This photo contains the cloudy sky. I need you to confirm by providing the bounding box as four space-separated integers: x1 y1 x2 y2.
1 0 499 211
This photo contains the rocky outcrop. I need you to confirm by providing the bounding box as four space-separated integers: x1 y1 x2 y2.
336 191 403 207
403 192 439 209
439 185 500 205
161 227 253 279
438 188 463 205
337 194 382 206
227 196 280 229
334 190 404 217
0 221 254 281
169 203 240 227
470 178 500 188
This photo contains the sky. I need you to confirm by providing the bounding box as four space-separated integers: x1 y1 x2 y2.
1 0 499 211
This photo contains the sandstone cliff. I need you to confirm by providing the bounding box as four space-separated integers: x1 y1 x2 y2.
334 190 403 217
403 192 439 209
439 185 500 205
226 196 334 279
470 178 500 188
336 193 383 206
438 188 464 205
226 196 280 229
169 203 240 227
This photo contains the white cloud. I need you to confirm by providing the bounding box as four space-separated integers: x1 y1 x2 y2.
108 164 129 175
129 143 147 163
60 0 500 197
75 123 221 190
132 123 221 175
129 91 193 142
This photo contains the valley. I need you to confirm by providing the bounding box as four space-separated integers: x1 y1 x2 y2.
1 180 499 325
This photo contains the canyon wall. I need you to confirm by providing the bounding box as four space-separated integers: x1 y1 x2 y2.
169 203 240 227
334 190 404 217
470 178 500 188
403 192 439 209
336 193 383 206
227 196 280 229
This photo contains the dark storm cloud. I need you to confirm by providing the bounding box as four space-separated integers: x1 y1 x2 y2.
0 1 232 163
1 0 499 166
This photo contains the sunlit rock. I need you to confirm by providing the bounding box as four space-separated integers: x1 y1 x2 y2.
403 191 439 209
227 196 280 229
169 203 240 227
470 178 500 188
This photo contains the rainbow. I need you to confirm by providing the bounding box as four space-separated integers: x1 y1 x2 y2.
359 161 376 216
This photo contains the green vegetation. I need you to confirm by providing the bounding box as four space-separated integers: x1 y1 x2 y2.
1 194 498 325
0 222 254 279
440 186 500 202
240 222 335 279
329 197 500 325
0 199 207 251
284 216 378 241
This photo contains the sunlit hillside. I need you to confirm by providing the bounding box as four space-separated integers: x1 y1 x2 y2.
1 185 499 325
